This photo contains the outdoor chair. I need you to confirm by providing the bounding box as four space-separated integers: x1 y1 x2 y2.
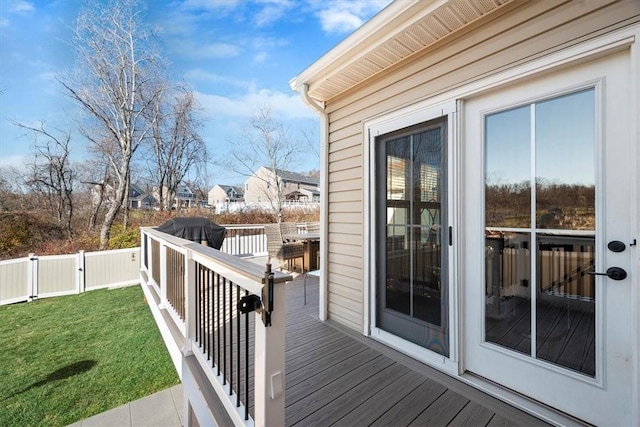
264 223 305 272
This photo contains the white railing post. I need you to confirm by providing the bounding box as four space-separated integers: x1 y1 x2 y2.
28 253 38 301
183 250 196 356
146 232 153 281
140 230 147 271
77 250 86 294
159 241 168 307
254 266 286 427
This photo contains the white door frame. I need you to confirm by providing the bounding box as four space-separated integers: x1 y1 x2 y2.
365 100 459 373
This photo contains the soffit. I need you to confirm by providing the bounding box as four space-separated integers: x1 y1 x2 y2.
290 0 518 103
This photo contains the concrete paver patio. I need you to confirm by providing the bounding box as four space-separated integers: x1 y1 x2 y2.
67 384 183 427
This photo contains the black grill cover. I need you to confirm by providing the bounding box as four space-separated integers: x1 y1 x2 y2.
156 217 226 249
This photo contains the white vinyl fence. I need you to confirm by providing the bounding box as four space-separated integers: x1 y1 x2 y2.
0 248 140 306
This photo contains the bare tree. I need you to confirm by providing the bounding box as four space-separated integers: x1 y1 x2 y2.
230 105 302 223
0 165 28 211
147 86 207 211
17 122 75 239
60 0 163 249
77 154 113 231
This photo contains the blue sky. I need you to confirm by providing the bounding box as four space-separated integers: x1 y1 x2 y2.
0 0 391 185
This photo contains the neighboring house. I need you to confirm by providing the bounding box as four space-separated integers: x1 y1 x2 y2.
175 185 197 208
208 184 244 206
290 1 640 425
243 166 320 204
128 183 157 210
90 182 156 210
154 184 197 209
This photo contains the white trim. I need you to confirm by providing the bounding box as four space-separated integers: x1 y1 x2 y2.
631 28 640 427
289 0 423 91
363 126 371 335
365 100 457 368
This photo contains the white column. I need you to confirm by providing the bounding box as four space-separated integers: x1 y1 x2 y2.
183 250 196 356
159 242 168 308
253 278 286 427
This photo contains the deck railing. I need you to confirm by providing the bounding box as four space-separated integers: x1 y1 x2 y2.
221 225 268 256
140 226 290 427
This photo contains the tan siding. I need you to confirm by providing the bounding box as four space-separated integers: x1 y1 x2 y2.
329 167 362 183
328 134 361 154
328 220 363 233
328 292 362 331
330 284 362 305
328 122 361 146
323 0 640 331
328 244 362 262
328 212 362 224
329 157 362 175
0 259 28 303
328 148 361 170
38 255 76 295
329 262 362 282
329 232 364 246
328 180 363 193
326 268 363 293
328 201 362 213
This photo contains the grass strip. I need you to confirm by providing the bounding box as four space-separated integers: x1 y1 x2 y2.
0 285 180 426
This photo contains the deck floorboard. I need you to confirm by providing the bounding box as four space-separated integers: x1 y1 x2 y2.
282 274 551 427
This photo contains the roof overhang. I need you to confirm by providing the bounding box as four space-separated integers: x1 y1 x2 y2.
290 0 520 103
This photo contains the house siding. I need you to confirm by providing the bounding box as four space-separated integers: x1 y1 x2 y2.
323 0 640 332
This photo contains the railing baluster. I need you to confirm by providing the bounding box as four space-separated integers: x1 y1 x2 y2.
207 268 212 362
229 280 234 395
244 287 250 421
236 284 241 408
217 272 221 376
222 277 227 386
196 264 200 346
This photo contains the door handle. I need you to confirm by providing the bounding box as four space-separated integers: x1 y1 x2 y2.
587 267 627 281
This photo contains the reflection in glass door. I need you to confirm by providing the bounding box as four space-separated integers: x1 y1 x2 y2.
376 117 449 356
484 88 596 376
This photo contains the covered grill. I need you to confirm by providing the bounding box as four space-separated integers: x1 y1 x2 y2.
156 217 226 249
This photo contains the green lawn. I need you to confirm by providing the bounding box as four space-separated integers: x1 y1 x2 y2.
0 286 180 426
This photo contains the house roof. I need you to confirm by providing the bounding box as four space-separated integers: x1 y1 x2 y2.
217 184 244 194
274 168 320 186
289 0 517 103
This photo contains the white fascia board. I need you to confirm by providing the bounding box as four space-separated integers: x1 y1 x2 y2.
289 0 436 94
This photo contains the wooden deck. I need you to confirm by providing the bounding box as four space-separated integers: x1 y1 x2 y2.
283 275 549 427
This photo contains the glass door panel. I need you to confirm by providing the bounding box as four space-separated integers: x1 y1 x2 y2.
484 88 596 377
377 117 449 356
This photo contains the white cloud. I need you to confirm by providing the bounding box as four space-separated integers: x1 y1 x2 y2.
0 18 8 27
0 154 29 168
172 41 242 59
9 0 34 13
316 0 392 34
253 51 268 64
198 42 242 58
196 88 317 121
183 69 252 89
253 0 295 27
180 0 240 11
